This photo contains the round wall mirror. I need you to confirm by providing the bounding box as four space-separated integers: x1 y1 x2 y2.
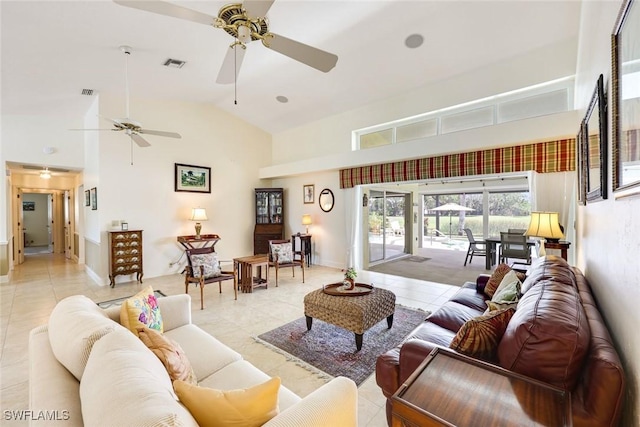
319 189 334 212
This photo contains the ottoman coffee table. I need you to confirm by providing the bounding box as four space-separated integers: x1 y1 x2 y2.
303 285 396 351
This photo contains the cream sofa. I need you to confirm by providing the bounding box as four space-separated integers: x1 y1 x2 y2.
29 293 358 426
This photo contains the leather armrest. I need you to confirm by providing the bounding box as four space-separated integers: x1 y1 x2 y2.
399 339 439 384
476 274 491 293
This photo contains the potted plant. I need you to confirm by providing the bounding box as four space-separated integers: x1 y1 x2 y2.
343 268 357 290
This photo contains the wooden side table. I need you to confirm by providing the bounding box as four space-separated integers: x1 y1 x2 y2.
177 234 221 250
391 347 572 427
544 241 571 261
292 234 312 267
233 255 269 293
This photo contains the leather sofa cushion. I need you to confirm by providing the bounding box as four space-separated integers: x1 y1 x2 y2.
427 300 484 332
449 282 489 312
497 275 590 391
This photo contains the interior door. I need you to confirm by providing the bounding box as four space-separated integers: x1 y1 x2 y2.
64 190 71 259
48 195 54 252
15 189 25 265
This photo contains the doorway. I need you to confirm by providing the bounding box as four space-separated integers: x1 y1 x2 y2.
22 193 52 255
368 190 411 263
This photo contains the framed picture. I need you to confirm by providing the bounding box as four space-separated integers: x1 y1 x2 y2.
175 163 211 193
90 187 97 210
576 122 587 206
23 201 35 211
85 190 90 206
611 0 640 195
121 222 129 231
303 184 314 204
584 74 607 203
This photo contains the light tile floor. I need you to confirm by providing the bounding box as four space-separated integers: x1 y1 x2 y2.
0 254 459 426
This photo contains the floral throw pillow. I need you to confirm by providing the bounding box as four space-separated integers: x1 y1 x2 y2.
270 242 293 263
120 285 163 336
190 253 222 279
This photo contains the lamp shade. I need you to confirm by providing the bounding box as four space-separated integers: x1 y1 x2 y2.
190 208 208 222
525 212 563 240
302 214 312 226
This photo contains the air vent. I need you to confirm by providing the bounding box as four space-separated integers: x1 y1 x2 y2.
81 89 94 96
163 58 186 69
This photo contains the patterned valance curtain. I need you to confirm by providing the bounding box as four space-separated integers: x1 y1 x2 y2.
339 138 575 189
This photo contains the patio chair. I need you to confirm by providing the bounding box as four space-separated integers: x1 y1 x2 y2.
184 247 235 310
463 228 487 266
499 231 531 264
268 239 305 286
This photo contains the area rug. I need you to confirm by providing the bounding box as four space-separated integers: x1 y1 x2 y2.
255 305 429 386
97 290 166 308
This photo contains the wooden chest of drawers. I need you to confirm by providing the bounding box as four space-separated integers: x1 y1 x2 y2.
108 230 143 287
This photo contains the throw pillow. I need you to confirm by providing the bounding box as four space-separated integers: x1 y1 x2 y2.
486 300 518 312
491 270 522 304
450 308 516 361
190 253 222 279
174 377 280 427
137 327 197 385
485 264 526 298
484 263 512 298
270 242 293 263
120 285 163 336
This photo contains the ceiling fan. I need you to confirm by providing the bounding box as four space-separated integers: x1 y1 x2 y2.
72 45 182 149
113 1 339 84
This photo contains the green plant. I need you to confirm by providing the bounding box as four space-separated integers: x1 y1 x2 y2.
343 268 357 280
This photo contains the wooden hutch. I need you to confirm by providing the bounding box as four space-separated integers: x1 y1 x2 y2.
253 188 284 255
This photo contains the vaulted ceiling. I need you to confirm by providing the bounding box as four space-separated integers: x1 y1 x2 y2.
2 1 581 136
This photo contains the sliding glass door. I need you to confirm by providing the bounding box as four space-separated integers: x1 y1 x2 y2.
368 190 410 263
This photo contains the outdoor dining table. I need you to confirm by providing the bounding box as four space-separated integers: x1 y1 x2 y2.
483 236 537 270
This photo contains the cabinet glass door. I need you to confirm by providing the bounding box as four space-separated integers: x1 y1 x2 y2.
269 192 283 224
256 192 269 224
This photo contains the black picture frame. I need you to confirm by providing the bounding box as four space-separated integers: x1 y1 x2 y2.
584 74 608 203
23 201 35 211
576 121 587 206
85 190 90 207
175 163 211 193
611 0 640 195
90 187 97 210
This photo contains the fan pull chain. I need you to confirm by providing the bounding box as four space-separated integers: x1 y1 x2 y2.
130 137 134 166
234 38 238 105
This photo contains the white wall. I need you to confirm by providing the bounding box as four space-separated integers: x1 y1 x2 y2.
22 193 48 246
94 94 272 284
575 1 639 425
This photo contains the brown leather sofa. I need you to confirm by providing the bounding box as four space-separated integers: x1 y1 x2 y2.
376 255 625 427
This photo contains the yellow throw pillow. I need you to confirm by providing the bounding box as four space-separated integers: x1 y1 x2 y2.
137 327 197 385
120 286 163 335
174 377 280 427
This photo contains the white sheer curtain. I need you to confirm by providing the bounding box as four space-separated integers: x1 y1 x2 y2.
344 186 363 270
529 171 575 264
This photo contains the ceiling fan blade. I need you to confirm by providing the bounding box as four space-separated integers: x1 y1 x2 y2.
69 128 118 131
131 133 151 147
216 44 247 84
139 129 182 139
113 1 215 26
265 33 338 72
243 0 275 18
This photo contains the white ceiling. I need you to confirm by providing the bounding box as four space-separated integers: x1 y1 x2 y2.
2 0 581 136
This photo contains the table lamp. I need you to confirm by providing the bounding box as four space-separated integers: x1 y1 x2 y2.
524 211 564 256
302 214 312 234
190 208 208 239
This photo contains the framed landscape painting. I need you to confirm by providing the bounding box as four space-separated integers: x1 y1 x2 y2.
175 163 211 193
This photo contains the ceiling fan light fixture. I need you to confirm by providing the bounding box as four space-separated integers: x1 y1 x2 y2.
163 58 186 69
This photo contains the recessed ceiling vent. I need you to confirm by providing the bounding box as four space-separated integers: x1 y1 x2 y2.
81 89 94 96
163 58 186 69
